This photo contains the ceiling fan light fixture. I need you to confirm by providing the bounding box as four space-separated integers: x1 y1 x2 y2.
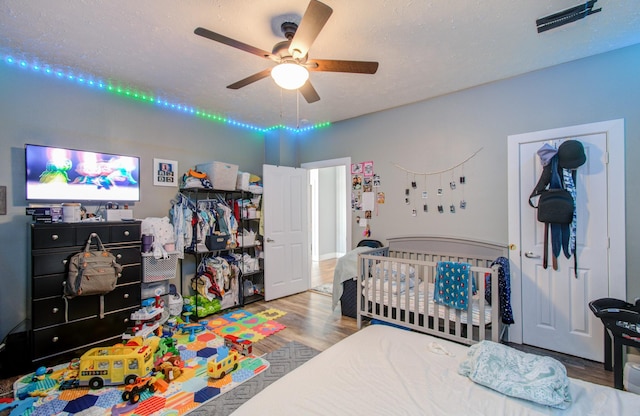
271 62 309 90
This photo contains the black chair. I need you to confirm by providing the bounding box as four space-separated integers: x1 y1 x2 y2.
357 239 383 248
589 297 640 389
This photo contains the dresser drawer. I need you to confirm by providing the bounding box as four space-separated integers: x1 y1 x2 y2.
104 284 141 312
110 223 141 243
32 295 98 329
32 249 76 276
32 308 134 359
110 246 141 266
32 273 66 299
75 225 111 246
32 225 75 250
119 264 141 285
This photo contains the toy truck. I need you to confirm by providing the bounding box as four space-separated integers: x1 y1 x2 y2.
224 334 253 356
207 346 239 379
121 376 158 404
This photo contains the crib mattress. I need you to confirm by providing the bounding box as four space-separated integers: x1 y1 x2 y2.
364 281 493 325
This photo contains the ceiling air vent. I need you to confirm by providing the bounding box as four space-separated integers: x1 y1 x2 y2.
536 0 602 33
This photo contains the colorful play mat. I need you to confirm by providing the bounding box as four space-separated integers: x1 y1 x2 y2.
9 309 287 416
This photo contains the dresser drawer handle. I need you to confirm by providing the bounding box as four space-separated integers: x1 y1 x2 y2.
124 231 130 236
124 318 129 323
116 254 122 259
123 293 130 299
51 234 59 240
52 307 59 314
52 336 59 343
62 259 68 265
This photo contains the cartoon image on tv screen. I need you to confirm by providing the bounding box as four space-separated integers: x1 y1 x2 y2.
26 144 140 202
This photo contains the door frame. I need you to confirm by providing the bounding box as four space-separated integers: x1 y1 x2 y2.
507 119 626 344
301 157 352 257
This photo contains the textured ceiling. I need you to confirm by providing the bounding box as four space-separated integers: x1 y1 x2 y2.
1 0 639 129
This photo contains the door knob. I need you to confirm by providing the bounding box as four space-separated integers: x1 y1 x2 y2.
524 251 540 259
266 238 274 243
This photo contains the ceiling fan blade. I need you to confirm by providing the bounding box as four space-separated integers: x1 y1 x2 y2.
194 27 276 60
307 59 379 74
288 0 333 59
227 68 273 89
299 80 320 103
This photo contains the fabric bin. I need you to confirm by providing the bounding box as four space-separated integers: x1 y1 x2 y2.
206 234 230 250
341 278 358 318
196 161 239 191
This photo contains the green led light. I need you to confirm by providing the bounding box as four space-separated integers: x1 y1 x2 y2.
3 52 331 133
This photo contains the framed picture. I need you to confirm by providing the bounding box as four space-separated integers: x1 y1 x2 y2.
153 158 178 187
362 161 374 177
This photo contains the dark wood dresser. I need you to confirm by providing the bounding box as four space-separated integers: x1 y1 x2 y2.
30 221 142 368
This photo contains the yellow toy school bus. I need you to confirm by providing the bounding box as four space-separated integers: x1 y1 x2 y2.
207 346 239 379
78 344 155 389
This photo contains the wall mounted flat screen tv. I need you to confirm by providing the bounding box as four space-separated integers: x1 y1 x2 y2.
25 144 140 202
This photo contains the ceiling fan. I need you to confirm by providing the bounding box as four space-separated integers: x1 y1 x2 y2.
194 0 379 103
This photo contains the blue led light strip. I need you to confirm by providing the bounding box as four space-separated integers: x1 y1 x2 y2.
3 54 331 133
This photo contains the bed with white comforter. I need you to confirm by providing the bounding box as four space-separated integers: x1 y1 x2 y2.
231 324 640 415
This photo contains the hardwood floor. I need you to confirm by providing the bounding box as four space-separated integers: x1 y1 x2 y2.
0 257 615 399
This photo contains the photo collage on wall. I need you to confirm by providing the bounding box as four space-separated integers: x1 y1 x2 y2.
351 161 382 237
394 148 481 217
403 169 467 217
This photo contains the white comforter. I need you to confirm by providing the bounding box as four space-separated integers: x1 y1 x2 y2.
231 325 640 416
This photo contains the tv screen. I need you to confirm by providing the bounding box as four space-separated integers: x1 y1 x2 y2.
25 144 140 202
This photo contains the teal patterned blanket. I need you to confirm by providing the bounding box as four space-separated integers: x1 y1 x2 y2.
458 341 572 409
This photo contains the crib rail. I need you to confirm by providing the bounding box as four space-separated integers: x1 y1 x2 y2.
357 251 501 345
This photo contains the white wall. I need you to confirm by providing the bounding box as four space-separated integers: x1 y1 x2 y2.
317 167 338 259
297 43 640 301
0 65 266 338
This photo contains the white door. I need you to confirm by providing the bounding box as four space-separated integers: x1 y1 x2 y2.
262 164 310 301
507 120 626 362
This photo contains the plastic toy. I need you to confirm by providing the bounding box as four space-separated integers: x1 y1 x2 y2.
207 346 239 379
31 366 53 382
121 376 158 404
224 334 253 356
155 359 183 382
0 397 37 416
77 344 155 389
179 321 206 342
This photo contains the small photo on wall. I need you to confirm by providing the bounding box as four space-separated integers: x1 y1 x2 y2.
363 161 374 177
351 163 363 175
153 158 178 187
352 175 363 191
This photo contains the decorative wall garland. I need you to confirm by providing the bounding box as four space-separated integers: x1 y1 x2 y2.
393 148 482 215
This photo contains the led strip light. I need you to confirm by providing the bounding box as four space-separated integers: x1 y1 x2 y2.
2 54 330 133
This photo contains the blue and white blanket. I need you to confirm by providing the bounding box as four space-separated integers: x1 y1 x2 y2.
458 341 572 409
433 261 475 310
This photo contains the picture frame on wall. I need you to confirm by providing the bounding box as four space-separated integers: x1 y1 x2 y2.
153 158 178 187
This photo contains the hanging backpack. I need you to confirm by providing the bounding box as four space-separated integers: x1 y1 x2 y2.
529 140 586 272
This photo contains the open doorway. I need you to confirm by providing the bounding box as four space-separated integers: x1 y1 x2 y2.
301 158 351 289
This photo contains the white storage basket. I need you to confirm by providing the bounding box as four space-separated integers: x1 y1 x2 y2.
142 252 179 282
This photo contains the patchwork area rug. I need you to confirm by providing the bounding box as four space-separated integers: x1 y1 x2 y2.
190 340 321 415
9 309 287 416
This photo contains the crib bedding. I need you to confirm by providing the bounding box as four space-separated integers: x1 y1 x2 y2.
231 325 640 416
365 280 493 325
